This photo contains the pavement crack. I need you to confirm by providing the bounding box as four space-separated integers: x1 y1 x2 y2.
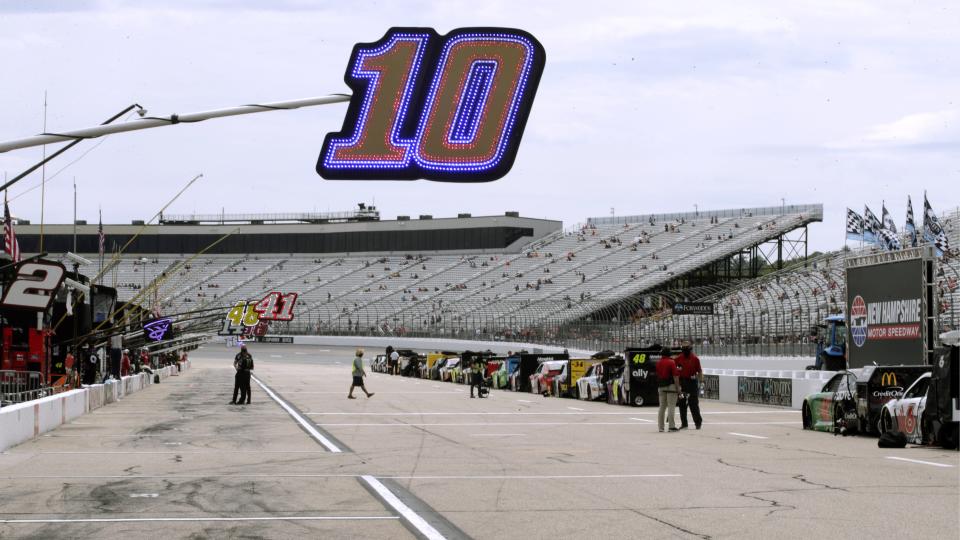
791 474 848 492
738 490 797 516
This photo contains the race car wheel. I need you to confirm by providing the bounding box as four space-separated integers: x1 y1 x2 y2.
802 403 812 430
573 386 580 400
879 408 893 435
586 387 592 401
633 395 644 406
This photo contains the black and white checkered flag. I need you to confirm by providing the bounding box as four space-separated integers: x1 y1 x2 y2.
923 194 950 256
863 206 882 246
905 196 918 248
845 208 863 241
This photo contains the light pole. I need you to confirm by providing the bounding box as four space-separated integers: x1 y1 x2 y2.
694 204 698 217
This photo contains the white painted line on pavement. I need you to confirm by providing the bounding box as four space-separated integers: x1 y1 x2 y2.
470 433 524 437
567 407 585 411
361 475 446 540
270 354 283 358
317 421 800 427
129 493 159 498
382 474 681 480
6 473 676 480
885 456 955 468
305 411 794 416
0 516 398 524
728 432 768 439
295 352 308 355
517 399 533 403
35 450 332 455
252 376 342 453
291 391 462 395
630 418 655 423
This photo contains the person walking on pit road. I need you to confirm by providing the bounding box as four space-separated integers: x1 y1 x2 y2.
675 340 704 430
348 348 375 399
231 345 254 405
656 347 682 432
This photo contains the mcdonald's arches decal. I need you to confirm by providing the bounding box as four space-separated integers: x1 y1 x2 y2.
317 27 546 182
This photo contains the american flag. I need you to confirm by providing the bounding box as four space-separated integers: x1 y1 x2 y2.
98 210 105 257
845 208 864 241
3 197 21 263
923 193 950 257
905 196 918 248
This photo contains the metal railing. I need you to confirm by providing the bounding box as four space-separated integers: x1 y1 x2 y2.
0 370 54 406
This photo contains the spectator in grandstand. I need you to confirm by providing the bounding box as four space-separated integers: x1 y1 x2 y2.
656 347 681 432
675 340 703 430
349 348 375 399
231 345 254 405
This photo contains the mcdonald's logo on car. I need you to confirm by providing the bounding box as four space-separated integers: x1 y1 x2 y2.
880 372 898 386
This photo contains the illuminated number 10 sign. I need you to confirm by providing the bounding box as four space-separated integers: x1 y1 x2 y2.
318 27 545 182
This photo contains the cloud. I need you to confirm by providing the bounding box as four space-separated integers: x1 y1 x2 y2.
863 109 959 143
824 109 960 151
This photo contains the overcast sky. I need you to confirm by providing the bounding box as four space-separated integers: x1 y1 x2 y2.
1 0 957 252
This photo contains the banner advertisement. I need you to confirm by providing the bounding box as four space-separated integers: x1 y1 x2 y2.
737 376 792 407
671 302 714 316
702 374 720 400
846 257 925 367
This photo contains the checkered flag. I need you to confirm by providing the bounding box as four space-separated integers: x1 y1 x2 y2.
881 203 897 234
878 228 902 250
923 193 950 257
863 206 882 246
905 196 918 248
846 208 864 241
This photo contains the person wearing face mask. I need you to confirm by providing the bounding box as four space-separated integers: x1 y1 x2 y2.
674 340 703 430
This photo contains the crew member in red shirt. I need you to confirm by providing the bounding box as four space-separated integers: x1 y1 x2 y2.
675 340 704 430
121 349 132 377
656 346 682 432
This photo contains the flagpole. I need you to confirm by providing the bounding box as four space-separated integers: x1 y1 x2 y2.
40 90 47 253
98 207 103 285
72 177 77 253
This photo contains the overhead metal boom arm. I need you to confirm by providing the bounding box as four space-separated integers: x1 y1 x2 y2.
0 94 351 154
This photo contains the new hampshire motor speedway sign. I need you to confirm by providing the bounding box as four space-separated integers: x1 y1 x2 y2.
846 256 926 368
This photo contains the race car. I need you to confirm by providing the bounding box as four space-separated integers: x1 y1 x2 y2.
801 366 931 435
439 357 461 382
530 360 565 395
371 354 388 373
879 360 959 449
491 357 518 389
801 371 859 434
577 363 606 401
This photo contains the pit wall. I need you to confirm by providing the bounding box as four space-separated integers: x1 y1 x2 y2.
228 335 830 410
0 362 190 452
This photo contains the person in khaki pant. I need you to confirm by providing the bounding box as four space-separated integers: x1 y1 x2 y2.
656 347 682 432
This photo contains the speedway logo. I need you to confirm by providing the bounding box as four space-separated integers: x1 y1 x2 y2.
849 294 921 348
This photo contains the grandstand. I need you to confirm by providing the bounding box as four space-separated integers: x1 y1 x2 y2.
17 204 824 347
18 201 958 357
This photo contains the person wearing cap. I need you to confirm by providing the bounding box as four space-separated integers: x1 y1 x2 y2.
348 348 375 399
231 345 254 404
675 340 704 430
121 349 132 377
656 346 681 432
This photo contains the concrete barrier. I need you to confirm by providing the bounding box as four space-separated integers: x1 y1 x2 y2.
701 367 836 409
0 363 190 453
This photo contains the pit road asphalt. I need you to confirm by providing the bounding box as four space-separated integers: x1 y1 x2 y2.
1 343 957 539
